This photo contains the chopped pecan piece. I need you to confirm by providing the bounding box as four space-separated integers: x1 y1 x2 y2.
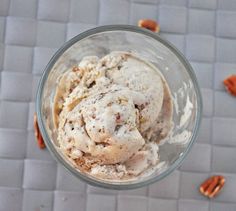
72 66 80 72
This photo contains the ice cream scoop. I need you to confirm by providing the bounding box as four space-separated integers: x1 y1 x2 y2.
54 51 173 180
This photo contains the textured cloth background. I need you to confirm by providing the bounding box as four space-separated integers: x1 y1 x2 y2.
0 0 236 210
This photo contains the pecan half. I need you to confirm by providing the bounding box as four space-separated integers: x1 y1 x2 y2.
199 175 225 198
138 19 160 33
33 113 46 149
223 75 236 96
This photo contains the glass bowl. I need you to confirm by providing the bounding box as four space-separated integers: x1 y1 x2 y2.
36 25 202 190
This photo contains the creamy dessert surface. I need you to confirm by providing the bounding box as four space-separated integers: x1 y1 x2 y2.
54 51 173 180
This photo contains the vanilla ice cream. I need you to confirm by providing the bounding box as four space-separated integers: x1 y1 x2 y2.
53 51 173 180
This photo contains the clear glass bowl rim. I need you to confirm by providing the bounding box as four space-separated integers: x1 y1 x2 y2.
36 25 202 190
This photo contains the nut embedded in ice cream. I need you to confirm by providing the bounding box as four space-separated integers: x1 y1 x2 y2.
54 51 173 180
